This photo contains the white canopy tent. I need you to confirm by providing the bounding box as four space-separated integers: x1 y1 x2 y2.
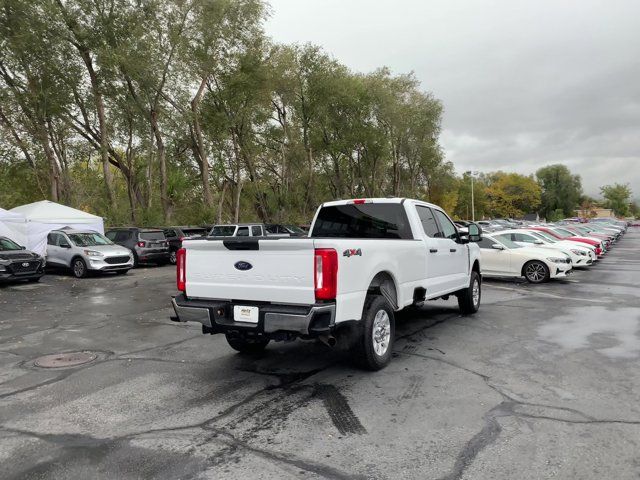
0 208 27 245
8 201 104 255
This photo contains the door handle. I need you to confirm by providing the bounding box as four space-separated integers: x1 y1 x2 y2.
450 248 457 252
429 248 438 253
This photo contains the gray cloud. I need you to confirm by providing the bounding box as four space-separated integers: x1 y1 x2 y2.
265 0 640 196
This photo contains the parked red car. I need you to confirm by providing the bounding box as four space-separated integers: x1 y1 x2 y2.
527 227 605 256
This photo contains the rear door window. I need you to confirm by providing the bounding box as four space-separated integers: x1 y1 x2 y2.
211 226 236 236
416 206 441 238
115 231 131 242
251 226 263 236
236 227 249 237
311 204 412 239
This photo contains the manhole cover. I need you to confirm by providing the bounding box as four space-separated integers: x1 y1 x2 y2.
34 351 98 369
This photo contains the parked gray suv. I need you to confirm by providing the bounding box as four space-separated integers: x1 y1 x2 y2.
105 228 170 267
46 229 134 278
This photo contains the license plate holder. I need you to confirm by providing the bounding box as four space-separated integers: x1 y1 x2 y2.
233 305 259 324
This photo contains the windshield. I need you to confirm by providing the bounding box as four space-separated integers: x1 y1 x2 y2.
283 225 306 234
68 232 113 247
139 231 165 240
211 225 236 236
0 238 22 251
531 231 557 243
552 227 574 237
182 228 206 237
493 234 523 249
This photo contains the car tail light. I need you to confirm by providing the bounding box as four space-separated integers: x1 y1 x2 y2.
352 199 366 204
137 241 146 248
176 248 186 292
314 248 338 301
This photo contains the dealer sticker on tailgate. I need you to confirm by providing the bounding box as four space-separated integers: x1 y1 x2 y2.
233 305 259 324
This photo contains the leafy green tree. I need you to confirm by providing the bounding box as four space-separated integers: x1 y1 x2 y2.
453 173 488 220
485 171 541 218
536 164 582 219
600 183 632 217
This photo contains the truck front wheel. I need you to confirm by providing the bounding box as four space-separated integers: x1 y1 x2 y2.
457 271 481 314
353 295 395 371
225 333 270 354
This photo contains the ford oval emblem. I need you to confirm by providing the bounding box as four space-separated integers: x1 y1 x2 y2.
234 261 253 271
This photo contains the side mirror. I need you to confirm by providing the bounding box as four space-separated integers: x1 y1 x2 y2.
20 245 26 250
491 243 505 250
467 223 482 243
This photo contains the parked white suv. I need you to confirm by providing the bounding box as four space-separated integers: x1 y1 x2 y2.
171 198 483 370
46 229 133 278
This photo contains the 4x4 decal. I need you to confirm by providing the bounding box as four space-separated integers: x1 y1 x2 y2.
343 248 362 257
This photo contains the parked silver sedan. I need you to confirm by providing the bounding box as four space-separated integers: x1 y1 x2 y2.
46 229 134 278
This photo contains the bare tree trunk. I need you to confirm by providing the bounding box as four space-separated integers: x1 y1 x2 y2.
234 179 243 223
151 110 170 222
191 77 213 208
79 48 114 206
217 181 228 224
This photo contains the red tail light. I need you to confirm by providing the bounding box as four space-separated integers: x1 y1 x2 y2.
314 248 338 301
137 241 146 248
352 199 366 204
176 248 186 292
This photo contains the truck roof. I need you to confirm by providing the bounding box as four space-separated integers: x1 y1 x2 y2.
320 197 442 210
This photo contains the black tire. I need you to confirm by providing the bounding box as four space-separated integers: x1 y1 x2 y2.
116 269 129 275
72 257 88 278
169 250 177 265
458 271 481 314
28 277 41 283
225 333 270 354
352 295 395 371
523 260 550 284
132 252 139 268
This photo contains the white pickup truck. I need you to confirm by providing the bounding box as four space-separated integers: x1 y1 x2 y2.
171 198 483 370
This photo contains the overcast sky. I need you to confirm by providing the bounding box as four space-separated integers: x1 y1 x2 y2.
265 0 640 196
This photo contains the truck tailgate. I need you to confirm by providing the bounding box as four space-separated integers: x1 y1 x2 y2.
184 238 316 304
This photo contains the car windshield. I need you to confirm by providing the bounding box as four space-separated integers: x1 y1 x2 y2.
182 228 206 237
283 225 306 234
531 231 557 243
210 225 236 236
0 238 22 251
493 234 523 249
68 232 113 247
140 231 165 240
552 228 573 237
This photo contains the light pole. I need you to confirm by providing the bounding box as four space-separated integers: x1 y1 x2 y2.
466 171 480 221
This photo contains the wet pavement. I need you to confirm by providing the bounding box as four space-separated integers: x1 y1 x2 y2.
1 230 639 479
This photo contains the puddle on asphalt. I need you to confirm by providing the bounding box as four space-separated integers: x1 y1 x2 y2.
538 306 640 359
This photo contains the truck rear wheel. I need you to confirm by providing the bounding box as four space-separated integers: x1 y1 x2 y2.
225 333 270 354
352 295 395 371
457 271 481 314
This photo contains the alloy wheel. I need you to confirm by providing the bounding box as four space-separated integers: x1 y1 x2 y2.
372 310 391 357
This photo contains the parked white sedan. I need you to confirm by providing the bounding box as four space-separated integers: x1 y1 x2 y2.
496 229 595 268
478 233 572 283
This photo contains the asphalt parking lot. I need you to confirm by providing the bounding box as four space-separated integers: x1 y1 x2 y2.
1 230 639 480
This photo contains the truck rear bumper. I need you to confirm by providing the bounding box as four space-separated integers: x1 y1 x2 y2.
171 293 335 336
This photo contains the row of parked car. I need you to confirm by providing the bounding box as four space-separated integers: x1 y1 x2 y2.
0 222 308 282
462 218 629 283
